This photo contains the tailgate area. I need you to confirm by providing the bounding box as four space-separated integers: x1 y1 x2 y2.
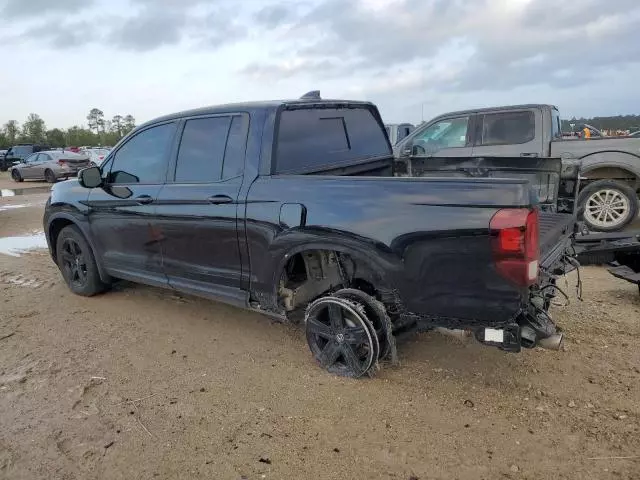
539 211 575 259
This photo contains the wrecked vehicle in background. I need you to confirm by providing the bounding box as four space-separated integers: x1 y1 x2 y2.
44 92 578 378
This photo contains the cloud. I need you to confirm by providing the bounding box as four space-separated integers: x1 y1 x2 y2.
1 0 94 18
20 21 94 49
253 3 300 28
108 10 188 51
241 0 640 100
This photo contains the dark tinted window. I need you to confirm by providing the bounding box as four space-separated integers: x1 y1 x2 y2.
109 123 176 184
275 107 391 174
481 111 535 145
222 116 247 179
13 146 33 156
175 117 231 183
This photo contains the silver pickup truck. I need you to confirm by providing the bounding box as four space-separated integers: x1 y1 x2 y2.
394 104 640 232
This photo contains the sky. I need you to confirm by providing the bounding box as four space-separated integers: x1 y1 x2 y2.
1 0 639 129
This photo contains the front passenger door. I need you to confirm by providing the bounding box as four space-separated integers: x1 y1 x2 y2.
406 116 473 158
86 122 178 286
19 153 40 179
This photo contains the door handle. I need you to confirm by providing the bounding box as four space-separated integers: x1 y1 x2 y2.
135 194 154 205
207 195 233 205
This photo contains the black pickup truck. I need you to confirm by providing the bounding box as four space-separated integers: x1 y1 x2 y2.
44 93 578 377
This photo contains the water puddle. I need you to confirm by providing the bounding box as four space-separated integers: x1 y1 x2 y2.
0 231 47 257
0 186 51 197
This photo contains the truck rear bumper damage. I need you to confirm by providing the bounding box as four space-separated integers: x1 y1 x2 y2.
412 243 577 353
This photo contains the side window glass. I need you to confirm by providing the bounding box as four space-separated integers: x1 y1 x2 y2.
25 154 37 163
109 123 176 184
222 116 247 180
413 117 469 149
175 117 231 183
40 154 51 162
481 111 535 145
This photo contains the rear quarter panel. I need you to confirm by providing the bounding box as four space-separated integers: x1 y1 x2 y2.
245 176 532 326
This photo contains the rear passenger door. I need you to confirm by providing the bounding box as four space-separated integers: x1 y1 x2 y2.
155 113 249 305
471 109 542 157
32 153 50 178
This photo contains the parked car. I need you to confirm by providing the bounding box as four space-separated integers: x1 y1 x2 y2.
394 104 640 232
10 150 90 183
1 144 48 171
79 148 110 167
629 131 640 137
44 94 577 377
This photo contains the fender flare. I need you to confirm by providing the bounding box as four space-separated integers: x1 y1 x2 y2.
45 212 110 282
576 150 640 181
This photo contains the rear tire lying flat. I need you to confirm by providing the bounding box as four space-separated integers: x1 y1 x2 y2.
334 288 393 360
305 296 378 378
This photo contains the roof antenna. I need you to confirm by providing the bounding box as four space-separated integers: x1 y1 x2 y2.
300 90 321 100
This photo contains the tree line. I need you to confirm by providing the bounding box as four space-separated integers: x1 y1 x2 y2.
561 115 640 132
0 108 136 149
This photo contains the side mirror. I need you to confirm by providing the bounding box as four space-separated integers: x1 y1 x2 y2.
78 166 102 188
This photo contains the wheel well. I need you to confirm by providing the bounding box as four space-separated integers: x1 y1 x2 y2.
48 218 75 260
277 249 382 313
582 167 639 190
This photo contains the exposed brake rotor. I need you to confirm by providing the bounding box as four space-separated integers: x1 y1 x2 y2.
305 296 379 378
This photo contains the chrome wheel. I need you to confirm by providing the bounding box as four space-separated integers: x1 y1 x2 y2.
584 189 630 229
305 296 378 378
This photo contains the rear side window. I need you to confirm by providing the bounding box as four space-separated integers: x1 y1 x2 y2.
174 115 247 183
109 122 176 184
175 117 231 183
480 111 535 146
275 107 391 174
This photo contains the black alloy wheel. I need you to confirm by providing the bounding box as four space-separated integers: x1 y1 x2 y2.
305 296 378 378
60 237 88 289
11 169 23 182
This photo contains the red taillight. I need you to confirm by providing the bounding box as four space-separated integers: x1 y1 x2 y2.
490 208 539 287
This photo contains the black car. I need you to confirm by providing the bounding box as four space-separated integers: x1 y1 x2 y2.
44 94 577 377
1 144 48 171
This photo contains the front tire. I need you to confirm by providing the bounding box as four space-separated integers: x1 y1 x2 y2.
11 169 23 182
578 180 639 232
45 169 57 183
55 225 108 296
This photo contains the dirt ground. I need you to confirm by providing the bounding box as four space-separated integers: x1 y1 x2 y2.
1 174 639 480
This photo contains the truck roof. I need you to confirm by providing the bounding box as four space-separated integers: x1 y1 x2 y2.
429 104 558 121
140 98 377 129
